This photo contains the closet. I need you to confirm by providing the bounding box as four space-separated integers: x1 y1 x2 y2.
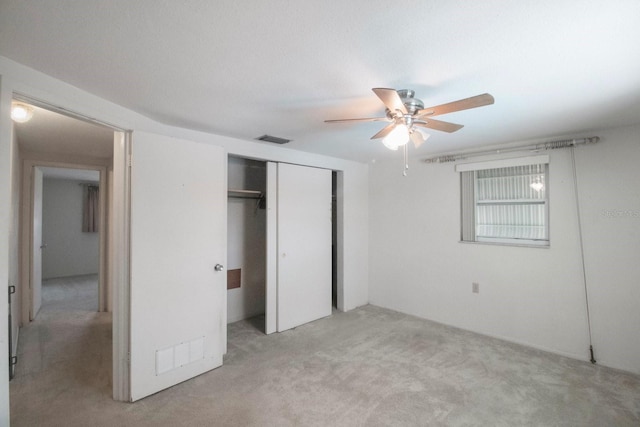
227 157 337 334
227 157 267 328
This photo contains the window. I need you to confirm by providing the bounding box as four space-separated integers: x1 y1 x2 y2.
458 156 549 247
82 184 99 233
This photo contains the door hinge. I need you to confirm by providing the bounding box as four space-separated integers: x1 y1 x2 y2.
8 284 17 380
9 356 17 380
128 155 133 168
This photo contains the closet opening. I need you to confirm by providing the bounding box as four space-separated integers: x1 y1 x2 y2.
227 157 341 335
227 157 267 332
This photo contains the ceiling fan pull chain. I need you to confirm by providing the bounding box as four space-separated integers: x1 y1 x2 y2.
403 143 409 176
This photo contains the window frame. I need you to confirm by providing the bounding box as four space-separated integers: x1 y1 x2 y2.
457 155 550 248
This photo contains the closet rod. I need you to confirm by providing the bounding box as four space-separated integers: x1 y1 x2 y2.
228 189 263 200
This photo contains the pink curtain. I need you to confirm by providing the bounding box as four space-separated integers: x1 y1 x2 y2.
83 185 99 233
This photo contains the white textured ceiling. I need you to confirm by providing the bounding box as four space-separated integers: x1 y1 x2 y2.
1 1 639 162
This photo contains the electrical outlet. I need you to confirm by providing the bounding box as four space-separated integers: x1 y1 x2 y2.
472 282 480 293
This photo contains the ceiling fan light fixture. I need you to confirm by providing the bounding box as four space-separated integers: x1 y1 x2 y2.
415 127 430 140
11 101 34 123
382 123 409 150
325 88 494 173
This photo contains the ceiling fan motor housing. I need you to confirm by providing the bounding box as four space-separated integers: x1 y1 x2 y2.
385 89 425 118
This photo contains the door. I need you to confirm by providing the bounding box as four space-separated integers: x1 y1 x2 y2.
277 163 332 332
30 166 44 320
129 132 227 401
265 162 277 334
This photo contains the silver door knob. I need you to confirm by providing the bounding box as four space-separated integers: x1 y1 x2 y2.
215 264 225 272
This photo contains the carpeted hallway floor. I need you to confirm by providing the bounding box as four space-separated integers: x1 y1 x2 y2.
10 275 640 426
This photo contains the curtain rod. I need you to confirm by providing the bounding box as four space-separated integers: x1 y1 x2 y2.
423 137 600 164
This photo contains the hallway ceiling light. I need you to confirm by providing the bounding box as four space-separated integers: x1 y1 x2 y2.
11 101 34 123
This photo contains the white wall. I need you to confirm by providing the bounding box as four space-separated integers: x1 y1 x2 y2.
9 118 21 357
574 125 640 374
42 178 100 279
4 55 370 308
227 157 267 323
0 75 14 423
0 56 369 304
369 125 640 374
0 54 369 414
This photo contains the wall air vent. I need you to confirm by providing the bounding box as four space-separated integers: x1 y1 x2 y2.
256 134 291 144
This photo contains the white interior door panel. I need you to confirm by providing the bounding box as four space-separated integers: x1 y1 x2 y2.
130 132 226 401
31 166 43 320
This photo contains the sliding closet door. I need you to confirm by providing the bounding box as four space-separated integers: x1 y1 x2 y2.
129 132 227 401
277 163 332 332
265 162 277 335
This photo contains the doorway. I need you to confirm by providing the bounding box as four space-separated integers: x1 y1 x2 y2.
32 167 102 318
227 157 267 331
11 99 123 404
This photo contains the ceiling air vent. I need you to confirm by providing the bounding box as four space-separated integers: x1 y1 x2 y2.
256 134 291 144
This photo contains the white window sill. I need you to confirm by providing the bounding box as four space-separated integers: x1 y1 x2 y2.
458 240 550 249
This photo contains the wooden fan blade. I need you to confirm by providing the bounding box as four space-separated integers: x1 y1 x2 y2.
372 88 408 115
416 93 494 117
324 117 389 123
371 122 397 140
415 118 464 133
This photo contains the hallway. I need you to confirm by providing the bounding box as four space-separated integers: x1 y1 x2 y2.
10 275 112 424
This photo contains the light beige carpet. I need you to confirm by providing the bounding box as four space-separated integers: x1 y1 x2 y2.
10 276 640 426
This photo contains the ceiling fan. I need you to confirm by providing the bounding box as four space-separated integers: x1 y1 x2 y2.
325 88 495 151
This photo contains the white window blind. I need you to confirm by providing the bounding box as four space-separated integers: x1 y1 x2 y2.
459 158 549 247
